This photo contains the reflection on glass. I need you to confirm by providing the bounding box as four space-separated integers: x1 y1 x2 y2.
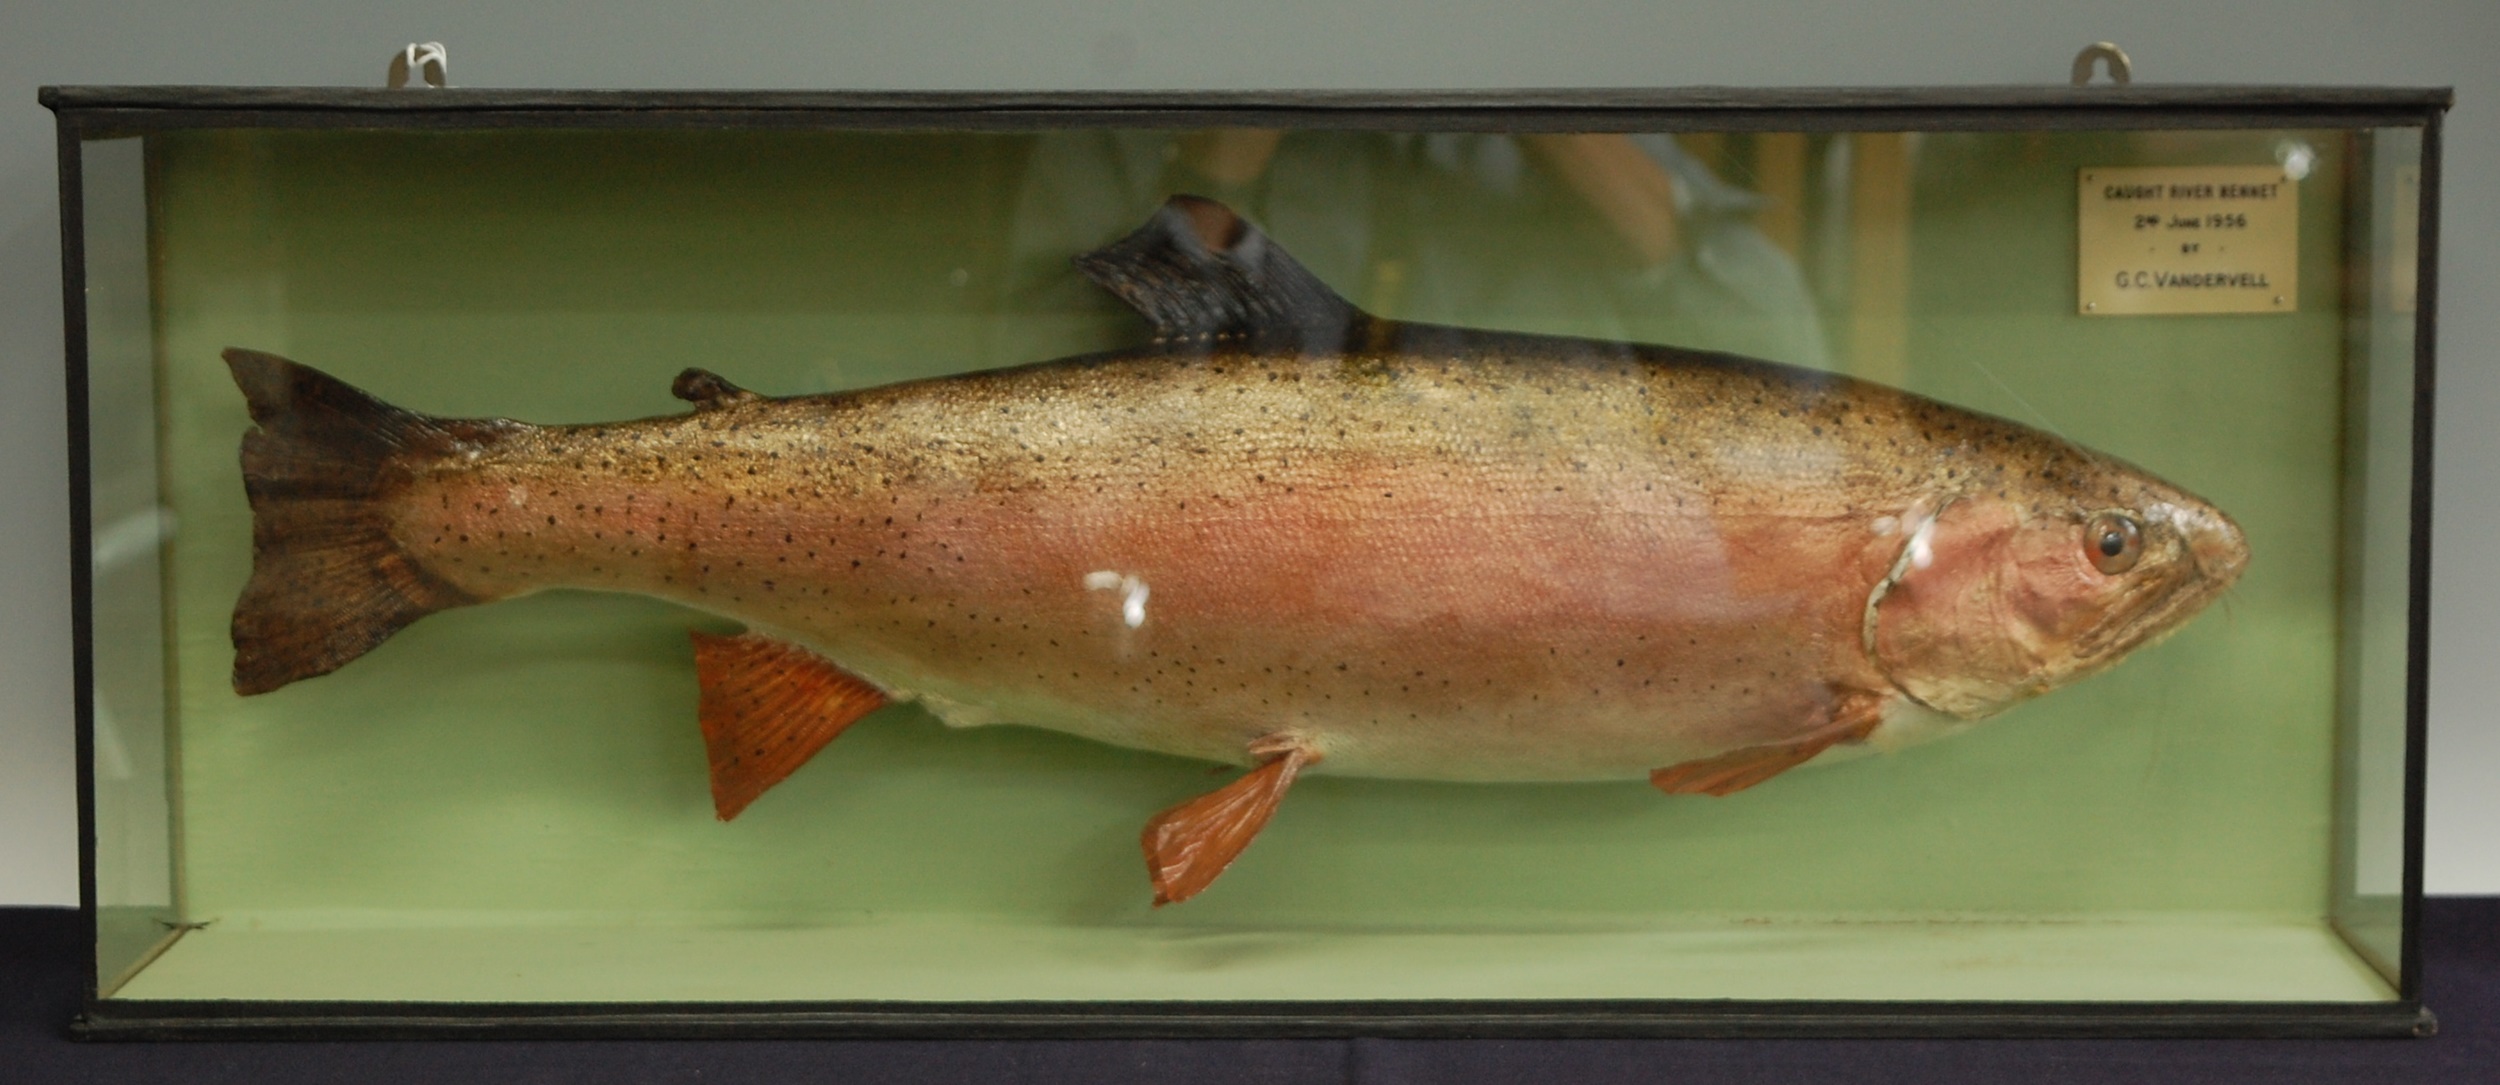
1003 129 1832 373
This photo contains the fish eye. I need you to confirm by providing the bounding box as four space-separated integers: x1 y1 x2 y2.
2086 512 2143 575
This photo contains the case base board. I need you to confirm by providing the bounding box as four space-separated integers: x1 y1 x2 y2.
106 914 2393 1004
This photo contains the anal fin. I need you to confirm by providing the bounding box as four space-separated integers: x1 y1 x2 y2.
1141 735 1319 906
1650 690 1890 798
691 631 888 820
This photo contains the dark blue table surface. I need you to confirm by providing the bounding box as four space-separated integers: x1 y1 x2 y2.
5 900 2495 1084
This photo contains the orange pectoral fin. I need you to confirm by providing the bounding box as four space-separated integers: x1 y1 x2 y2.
1649 740 1836 797
1651 691 1890 798
691 630 888 821
1141 737 1319 906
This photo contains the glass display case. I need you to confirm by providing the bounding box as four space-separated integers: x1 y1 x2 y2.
46 84 2446 1037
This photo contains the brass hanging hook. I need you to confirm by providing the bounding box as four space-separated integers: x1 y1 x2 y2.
2071 42 2132 86
387 42 448 89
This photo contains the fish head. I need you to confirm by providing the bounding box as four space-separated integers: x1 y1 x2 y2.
1868 454 2249 719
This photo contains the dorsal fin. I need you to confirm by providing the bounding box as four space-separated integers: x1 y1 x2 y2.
1073 195 1364 351
672 368 757 411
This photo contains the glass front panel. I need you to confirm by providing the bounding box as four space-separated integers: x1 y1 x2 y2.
84 120 2425 1004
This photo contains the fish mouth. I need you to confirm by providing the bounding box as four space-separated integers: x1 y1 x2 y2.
2180 501 2253 586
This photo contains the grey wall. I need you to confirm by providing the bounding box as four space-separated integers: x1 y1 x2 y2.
3 0 2495 904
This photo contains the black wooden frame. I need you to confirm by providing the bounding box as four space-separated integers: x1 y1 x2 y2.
44 83 2451 1040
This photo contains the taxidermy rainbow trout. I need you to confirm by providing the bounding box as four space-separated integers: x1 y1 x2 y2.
226 196 2247 905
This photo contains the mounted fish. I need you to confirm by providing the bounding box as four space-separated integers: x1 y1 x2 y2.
224 195 2248 906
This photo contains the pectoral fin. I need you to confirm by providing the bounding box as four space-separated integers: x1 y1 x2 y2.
1650 690 1890 797
690 630 888 820
1141 736 1320 906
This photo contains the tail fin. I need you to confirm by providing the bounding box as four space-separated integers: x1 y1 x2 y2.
223 348 506 695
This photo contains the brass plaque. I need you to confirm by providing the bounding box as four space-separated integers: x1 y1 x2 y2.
2078 165 2299 316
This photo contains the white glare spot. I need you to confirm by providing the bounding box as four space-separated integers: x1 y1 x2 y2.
1908 516 1937 571
506 485 529 507
1871 515 1898 536
91 507 175 571
1084 570 1152 629
2276 140 2315 182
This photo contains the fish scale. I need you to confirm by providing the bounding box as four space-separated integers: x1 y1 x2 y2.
396 347 1873 778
